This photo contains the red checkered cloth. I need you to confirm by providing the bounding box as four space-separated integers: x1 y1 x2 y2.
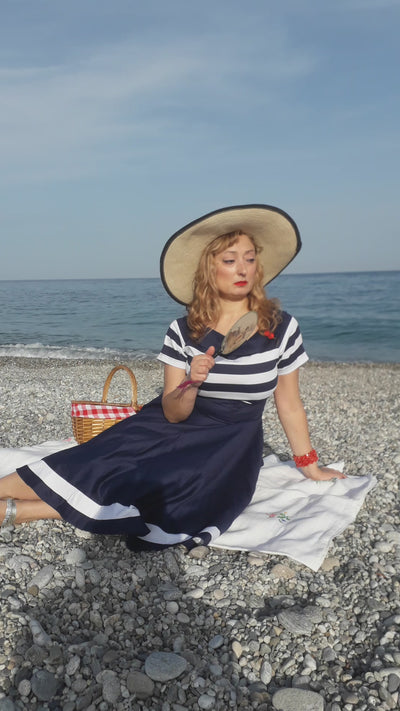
71 403 138 420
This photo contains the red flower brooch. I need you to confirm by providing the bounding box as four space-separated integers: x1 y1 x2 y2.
263 331 275 339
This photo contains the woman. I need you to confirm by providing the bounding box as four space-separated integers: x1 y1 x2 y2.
0 204 344 548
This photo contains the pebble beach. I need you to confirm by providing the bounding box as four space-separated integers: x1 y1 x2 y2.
0 357 399 711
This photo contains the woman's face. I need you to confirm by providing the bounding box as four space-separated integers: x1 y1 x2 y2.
213 233 257 300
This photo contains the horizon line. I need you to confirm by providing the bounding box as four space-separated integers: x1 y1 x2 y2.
0 268 399 282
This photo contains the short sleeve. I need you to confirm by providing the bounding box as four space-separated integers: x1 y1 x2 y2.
277 314 309 375
157 320 188 370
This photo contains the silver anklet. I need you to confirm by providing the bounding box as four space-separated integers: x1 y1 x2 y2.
2 499 17 527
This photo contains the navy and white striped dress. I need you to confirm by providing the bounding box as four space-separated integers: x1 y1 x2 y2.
17 311 308 551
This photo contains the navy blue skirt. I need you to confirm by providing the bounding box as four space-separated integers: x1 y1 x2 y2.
17 395 265 550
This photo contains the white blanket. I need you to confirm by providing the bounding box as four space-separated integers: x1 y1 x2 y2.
0 440 376 571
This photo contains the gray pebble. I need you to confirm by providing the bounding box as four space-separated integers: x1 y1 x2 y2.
208 634 224 649
322 646 337 662
198 694 215 710
278 609 315 636
65 655 81 676
163 550 180 578
272 687 324 710
166 601 179 614
126 670 155 699
374 541 394 553
260 660 273 685
184 587 204 599
145 652 187 681
29 618 52 647
320 556 340 571
31 670 58 701
271 563 296 579
341 690 359 704
65 548 87 565
75 567 86 590
101 672 120 704
17 678 31 696
177 612 190 623
188 546 209 559
28 564 54 590
388 673 400 692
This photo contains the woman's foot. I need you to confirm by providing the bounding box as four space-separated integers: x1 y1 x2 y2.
0 499 17 527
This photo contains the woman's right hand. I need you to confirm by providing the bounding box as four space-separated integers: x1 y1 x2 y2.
189 346 215 385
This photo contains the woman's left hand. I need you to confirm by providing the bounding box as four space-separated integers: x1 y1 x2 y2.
303 465 346 481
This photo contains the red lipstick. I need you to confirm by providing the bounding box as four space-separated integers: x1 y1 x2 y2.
234 281 248 286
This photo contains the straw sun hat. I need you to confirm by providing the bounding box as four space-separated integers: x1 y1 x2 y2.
160 204 301 305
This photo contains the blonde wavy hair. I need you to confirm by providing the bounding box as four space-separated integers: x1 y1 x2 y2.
187 230 282 341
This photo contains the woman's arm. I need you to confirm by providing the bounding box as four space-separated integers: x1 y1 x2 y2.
274 369 345 480
161 346 215 423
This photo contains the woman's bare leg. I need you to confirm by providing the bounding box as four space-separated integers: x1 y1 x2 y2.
0 498 62 525
0 472 42 501
0 472 62 524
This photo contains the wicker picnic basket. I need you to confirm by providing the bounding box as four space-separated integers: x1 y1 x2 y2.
71 365 142 444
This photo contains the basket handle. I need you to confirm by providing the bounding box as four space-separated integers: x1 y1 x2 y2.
101 365 138 408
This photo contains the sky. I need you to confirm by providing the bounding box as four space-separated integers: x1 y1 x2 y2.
1 0 399 279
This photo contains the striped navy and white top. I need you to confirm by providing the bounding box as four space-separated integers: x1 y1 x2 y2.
158 311 309 402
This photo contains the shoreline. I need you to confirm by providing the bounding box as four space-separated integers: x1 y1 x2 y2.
1 358 399 709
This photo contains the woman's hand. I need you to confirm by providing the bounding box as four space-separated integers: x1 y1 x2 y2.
189 346 215 385
302 465 346 481
162 350 215 423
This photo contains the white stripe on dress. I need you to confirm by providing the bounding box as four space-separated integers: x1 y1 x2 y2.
158 313 308 401
137 523 221 545
28 460 141 521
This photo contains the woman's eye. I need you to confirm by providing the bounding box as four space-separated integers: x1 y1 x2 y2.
223 259 235 264
246 258 255 263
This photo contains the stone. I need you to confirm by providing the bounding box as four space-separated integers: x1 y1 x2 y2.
248 555 265 566
374 541 394 553
188 546 209 559
29 618 52 647
65 548 87 565
28 565 54 590
272 687 324 710
271 564 296 579
278 608 319 636
163 550 180 578
26 645 47 665
260 660 273 685
249 681 270 703
198 694 215 709
184 587 204 599
17 678 31 696
126 671 155 699
144 652 187 682
322 646 337 662
231 641 243 659
101 671 121 704
31 670 58 701
320 556 340 571
166 601 179 614
388 673 400 693
208 634 224 649
66 655 81 676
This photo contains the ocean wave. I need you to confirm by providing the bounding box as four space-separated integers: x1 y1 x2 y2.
0 342 157 361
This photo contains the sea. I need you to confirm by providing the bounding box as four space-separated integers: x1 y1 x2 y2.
0 271 398 363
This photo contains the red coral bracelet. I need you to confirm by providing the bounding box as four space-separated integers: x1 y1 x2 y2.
293 449 319 468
